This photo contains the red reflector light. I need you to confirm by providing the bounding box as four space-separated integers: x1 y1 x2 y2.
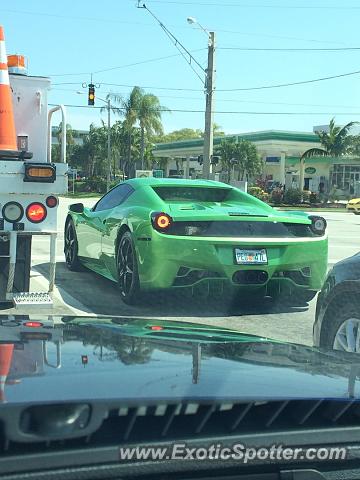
46 196 58 208
23 321 43 328
81 355 88 365
150 325 164 331
26 202 47 223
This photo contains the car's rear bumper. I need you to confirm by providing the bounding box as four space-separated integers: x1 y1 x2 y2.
136 231 328 293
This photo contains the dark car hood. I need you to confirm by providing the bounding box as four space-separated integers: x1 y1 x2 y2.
334 251 360 271
1 315 360 406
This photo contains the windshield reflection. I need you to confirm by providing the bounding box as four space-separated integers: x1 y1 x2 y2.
1 315 360 404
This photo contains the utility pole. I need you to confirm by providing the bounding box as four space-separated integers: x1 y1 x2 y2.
107 98 111 191
137 4 214 178
203 31 216 180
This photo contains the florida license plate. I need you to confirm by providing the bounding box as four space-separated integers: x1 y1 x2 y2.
234 248 268 265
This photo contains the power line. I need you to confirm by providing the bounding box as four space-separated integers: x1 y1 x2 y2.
50 88 360 109
52 68 360 92
0 8 153 25
219 46 360 51
52 82 204 91
217 69 360 91
145 0 360 9
214 29 347 46
48 46 358 79
49 104 360 115
137 2 206 84
1 7 346 46
47 47 360 79
47 49 206 77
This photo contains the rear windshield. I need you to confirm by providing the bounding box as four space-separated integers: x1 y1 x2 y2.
152 186 231 203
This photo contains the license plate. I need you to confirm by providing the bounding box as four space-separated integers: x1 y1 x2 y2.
234 248 268 265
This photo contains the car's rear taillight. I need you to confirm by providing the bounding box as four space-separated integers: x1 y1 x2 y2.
23 321 44 328
151 212 173 232
26 202 47 223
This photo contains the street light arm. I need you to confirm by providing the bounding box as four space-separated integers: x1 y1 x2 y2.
187 16 212 43
196 22 211 40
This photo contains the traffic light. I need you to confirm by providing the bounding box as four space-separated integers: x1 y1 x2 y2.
197 155 203 165
88 83 95 105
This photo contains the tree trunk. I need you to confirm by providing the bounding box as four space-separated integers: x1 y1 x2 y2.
127 131 132 178
140 126 145 170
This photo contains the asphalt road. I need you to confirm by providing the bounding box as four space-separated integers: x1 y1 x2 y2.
1 197 359 347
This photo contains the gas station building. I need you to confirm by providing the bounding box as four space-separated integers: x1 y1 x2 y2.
153 130 360 196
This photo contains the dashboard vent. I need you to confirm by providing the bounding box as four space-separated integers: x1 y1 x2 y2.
1 398 360 454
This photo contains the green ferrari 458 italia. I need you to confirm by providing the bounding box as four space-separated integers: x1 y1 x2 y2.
64 178 328 305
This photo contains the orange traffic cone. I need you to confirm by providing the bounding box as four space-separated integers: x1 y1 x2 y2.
0 344 14 403
0 26 17 151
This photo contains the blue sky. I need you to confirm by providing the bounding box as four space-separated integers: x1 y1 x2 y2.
2 0 360 135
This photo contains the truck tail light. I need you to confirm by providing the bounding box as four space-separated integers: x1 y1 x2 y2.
2 202 23 223
46 195 58 208
24 163 56 183
26 202 47 223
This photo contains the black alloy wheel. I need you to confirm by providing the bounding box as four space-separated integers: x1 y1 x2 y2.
64 220 82 271
117 231 140 305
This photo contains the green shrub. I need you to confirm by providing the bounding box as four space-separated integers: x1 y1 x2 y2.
271 188 283 205
283 188 302 205
248 186 263 198
309 192 319 204
301 190 311 203
78 177 107 193
329 189 339 202
261 192 270 203
248 186 270 202
109 180 122 190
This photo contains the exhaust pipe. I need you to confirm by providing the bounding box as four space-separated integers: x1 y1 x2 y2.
233 270 268 285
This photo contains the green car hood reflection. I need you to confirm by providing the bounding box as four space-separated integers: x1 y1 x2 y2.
1 315 359 406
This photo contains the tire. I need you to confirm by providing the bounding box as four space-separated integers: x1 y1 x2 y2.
64 219 83 271
116 231 140 305
320 295 360 352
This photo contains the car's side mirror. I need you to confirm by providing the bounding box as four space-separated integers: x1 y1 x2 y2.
69 203 84 214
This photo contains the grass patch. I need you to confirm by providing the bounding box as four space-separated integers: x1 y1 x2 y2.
61 192 101 199
277 206 347 212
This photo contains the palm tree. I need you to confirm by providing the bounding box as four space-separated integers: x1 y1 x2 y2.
216 137 262 183
54 122 77 163
216 137 237 183
102 88 143 176
102 87 168 175
137 93 168 169
299 118 358 190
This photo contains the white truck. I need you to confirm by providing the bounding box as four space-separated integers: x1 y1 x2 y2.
0 36 68 307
